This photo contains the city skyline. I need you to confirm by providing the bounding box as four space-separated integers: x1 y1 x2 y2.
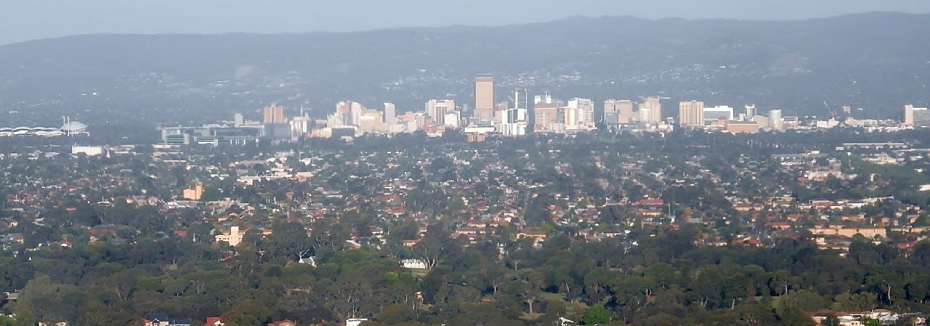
2 0 930 45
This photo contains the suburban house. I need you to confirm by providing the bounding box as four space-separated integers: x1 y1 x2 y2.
215 226 245 246
144 314 192 326
205 317 224 326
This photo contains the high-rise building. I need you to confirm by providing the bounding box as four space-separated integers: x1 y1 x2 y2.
426 99 455 126
905 105 930 127
678 101 705 127
639 97 662 123
384 103 396 128
534 105 559 132
745 105 757 119
565 98 595 130
263 104 286 124
495 101 509 127
603 100 619 125
444 112 461 128
617 100 635 124
497 90 529 136
769 109 784 131
234 113 244 127
474 76 495 123
335 101 366 126
510 90 528 123
290 116 311 138
604 99 633 125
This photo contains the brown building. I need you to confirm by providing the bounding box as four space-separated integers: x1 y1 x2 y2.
473 76 495 123
614 99 635 124
263 104 286 124
725 122 761 134
182 184 204 201
678 100 704 127
533 104 559 132
639 97 662 123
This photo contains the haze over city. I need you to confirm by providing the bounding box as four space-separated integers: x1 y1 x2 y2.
6 1 930 326
2 0 930 45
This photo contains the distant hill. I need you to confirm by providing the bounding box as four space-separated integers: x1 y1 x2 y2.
0 12 928 124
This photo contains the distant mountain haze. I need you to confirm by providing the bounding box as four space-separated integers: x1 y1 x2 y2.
2 0 930 45
0 13 928 124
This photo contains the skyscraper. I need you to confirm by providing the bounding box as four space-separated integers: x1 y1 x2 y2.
505 89 529 136
745 105 757 119
263 104 286 124
604 99 633 125
639 97 662 123
234 113 244 127
678 101 705 127
384 103 396 129
426 99 455 126
534 94 560 132
617 100 635 124
603 100 619 125
769 109 784 131
905 105 930 127
474 76 495 124
565 98 595 130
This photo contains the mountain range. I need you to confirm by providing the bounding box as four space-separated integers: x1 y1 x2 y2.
0 12 928 124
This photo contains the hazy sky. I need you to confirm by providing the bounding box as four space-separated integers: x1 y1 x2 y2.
2 0 929 45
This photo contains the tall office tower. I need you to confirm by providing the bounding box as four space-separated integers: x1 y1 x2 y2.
495 101 510 126
426 99 455 126
745 105 757 119
639 97 662 123
509 90 529 135
263 104 286 124
350 102 363 126
474 76 495 123
678 101 705 127
616 100 635 124
565 98 595 129
905 105 930 127
384 103 396 128
769 109 784 131
638 107 652 123
289 116 311 138
335 101 365 126
234 113 244 127
603 100 619 125
444 112 461 128
604 99 633 125
534 103 559 132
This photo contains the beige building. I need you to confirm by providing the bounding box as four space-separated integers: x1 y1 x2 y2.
615 100 635 124
182 184 204 201
474 76 495 123
639 97 662 123
725 122 761 134
426 99 454 126
215 226 245 247
263 104 286 124
534 104 560 132
678 100 705 127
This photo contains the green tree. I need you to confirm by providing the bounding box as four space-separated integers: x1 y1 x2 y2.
581 305 611 325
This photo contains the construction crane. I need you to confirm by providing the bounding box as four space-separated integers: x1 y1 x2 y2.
823 100 838 119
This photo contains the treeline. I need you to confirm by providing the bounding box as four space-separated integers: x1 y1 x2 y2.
0 222 929 326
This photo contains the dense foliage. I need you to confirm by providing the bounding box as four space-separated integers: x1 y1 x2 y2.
1 222 929 326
